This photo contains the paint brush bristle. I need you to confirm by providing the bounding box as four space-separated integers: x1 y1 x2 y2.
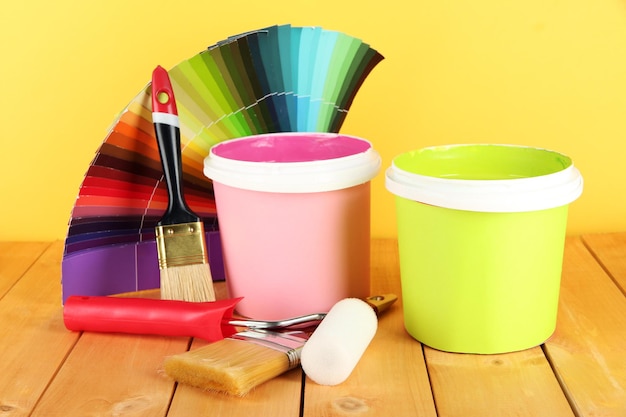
163 331 306 396
156 221 216 302
159 263 216 302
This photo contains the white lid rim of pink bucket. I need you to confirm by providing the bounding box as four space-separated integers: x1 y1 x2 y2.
385 144 584 213
204 133 381 193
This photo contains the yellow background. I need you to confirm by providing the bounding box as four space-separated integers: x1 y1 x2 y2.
1 0 625 241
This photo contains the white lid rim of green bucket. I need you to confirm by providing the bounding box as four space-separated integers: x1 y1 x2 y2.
385 161 583 213
204 144 381 193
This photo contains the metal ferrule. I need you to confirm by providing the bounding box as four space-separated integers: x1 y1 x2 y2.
231 330 308 369
155 222 208 269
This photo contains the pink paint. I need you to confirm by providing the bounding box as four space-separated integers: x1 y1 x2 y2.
204 133 381 319
211 133 372 163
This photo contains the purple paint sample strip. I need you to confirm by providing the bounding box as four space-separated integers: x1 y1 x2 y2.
61 231 224 304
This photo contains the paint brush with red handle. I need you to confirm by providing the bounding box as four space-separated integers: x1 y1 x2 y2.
152 65 216 302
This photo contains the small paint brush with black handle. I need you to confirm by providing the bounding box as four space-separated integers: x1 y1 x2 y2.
152 65 216 302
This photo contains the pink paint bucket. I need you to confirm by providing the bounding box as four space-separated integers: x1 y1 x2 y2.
204 133 381 319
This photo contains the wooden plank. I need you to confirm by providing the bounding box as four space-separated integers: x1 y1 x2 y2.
544 236 626 417
425 346 574 417
302 239 438 417
3 235 622 416
0 241 50 297
581 232 626 295
0 241 79 417
30 332 189 417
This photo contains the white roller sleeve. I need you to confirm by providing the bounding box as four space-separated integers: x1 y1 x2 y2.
300 298 378 385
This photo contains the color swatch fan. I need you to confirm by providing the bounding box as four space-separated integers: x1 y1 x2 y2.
62 24 383 302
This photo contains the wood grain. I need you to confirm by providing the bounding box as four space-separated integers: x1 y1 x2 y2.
31 332 188 417
0 241 77 417
544 236 626 417
426 346 574 417
0 236 625 416
581 232 626 295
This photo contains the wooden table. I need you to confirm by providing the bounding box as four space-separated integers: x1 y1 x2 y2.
1 235 625 416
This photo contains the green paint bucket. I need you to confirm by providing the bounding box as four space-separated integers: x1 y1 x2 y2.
385 144 583 354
